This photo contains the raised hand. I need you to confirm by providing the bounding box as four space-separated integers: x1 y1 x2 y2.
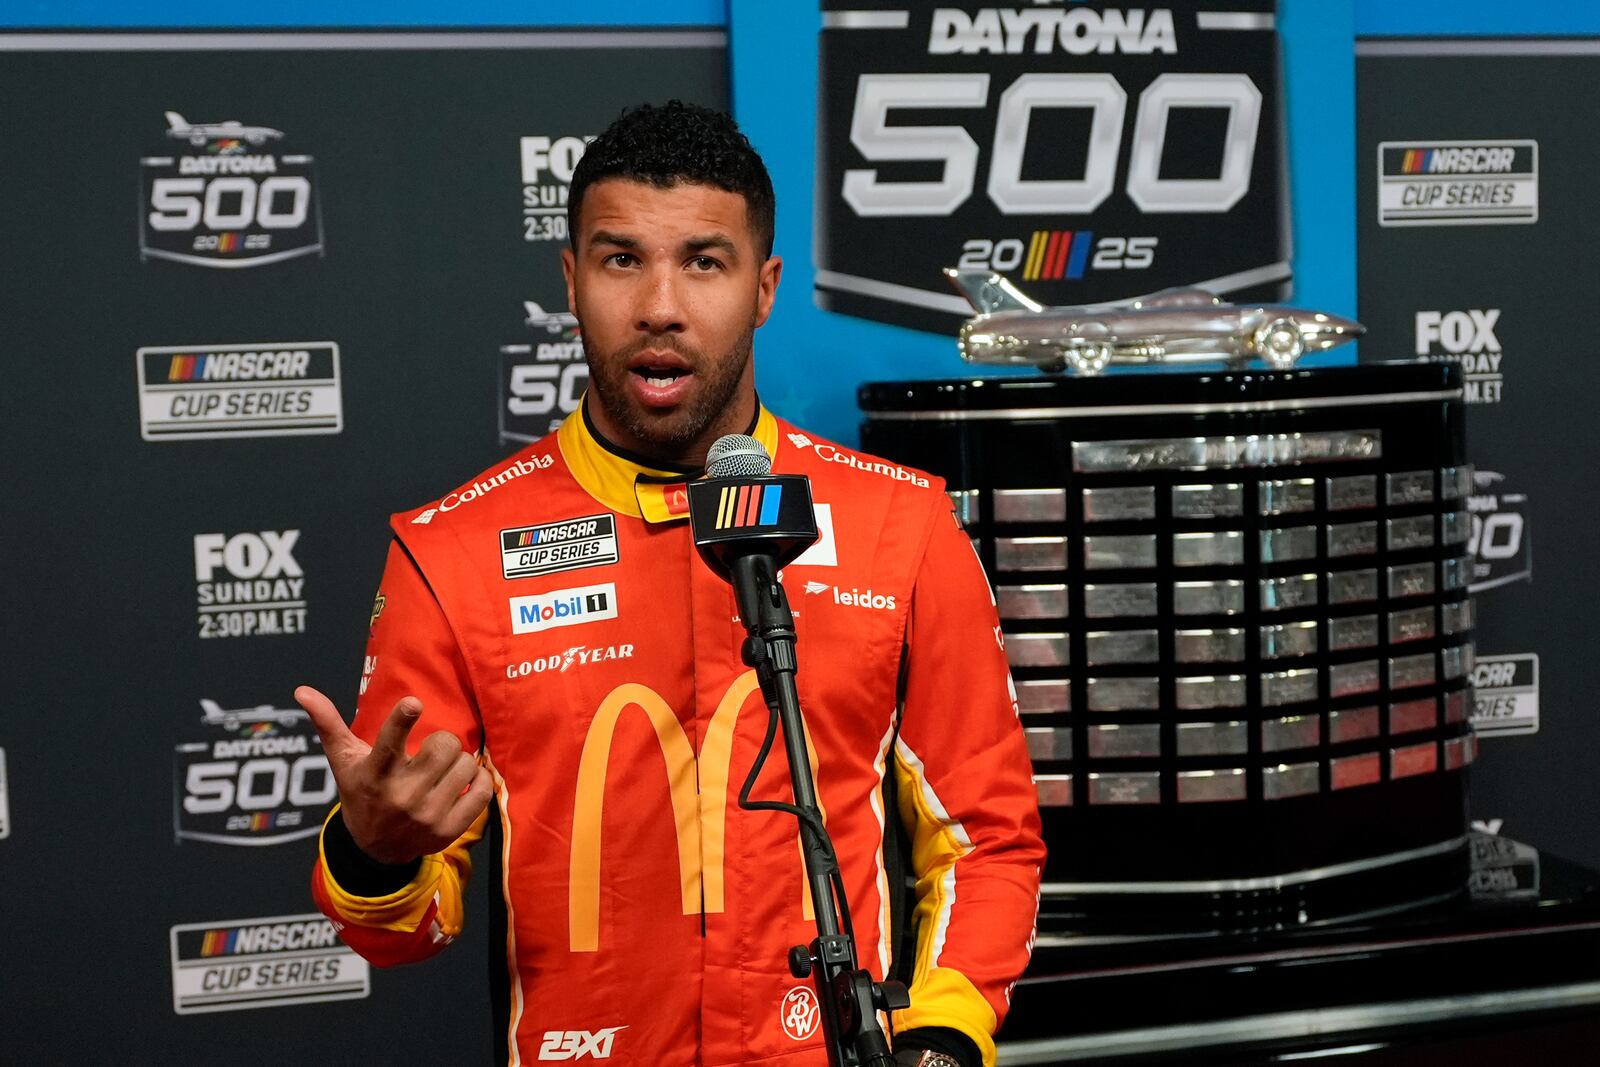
296 685 492 865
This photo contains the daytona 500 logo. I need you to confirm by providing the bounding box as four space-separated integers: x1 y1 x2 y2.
814 2 1288 332
140 110 323 268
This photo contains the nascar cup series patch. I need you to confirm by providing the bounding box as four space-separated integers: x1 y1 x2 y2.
500 514 620 579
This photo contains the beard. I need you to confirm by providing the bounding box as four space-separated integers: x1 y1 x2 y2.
583 326 755 460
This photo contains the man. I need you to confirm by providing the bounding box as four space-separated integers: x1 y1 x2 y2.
298 102 1043 1067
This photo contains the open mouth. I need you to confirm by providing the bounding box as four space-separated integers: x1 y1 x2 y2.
635 367 688 388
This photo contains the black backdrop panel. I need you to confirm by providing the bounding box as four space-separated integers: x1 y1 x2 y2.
1356 39 1600 871
0 30 725 1063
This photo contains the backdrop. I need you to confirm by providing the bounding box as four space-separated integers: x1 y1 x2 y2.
1 1 1596 1064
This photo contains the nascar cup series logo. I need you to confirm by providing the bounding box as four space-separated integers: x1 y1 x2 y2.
141 110 324 268
169 913 368 1014
1377 140 1538 227
815 1 1289 333
1471 654 1539 738
520 134 592 242
501 301 588 444
193 529 307 639
173 699 334 846
137 342 343 440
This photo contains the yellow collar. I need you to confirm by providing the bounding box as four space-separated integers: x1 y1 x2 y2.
557 399 779 523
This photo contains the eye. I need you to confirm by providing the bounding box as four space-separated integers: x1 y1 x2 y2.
605 253 639 268
688 255 722 272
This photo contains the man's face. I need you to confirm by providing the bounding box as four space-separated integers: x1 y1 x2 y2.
562 178 781 465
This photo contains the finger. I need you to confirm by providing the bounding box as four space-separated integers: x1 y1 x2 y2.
368 696 424 774
295 686 366 762
412 728 465 780
430 750 480 799
444 766 494 831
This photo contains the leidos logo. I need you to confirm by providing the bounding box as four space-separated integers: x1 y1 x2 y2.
193 530 307 639
501 301 588 445
169 912 368 1014
141 110 323 267
537 1027 626 1061
509 583 617 635
520 135 593 242
1415 309 1504 404
803 582 898 611
137 342 343 440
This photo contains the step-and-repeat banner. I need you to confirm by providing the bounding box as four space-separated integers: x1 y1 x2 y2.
1357 37 1600 870
0 28 726 1062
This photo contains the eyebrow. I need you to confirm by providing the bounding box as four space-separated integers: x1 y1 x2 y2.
588 230 638 250
585 230 741 258
683 233 740 258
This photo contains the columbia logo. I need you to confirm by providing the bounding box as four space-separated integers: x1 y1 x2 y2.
412 508 437 525
786 432 813 450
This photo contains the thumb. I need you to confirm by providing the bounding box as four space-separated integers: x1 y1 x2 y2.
294 685 368 764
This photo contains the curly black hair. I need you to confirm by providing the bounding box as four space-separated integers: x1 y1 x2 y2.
568 100 776 258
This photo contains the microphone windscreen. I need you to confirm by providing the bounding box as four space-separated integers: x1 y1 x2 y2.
706 434 772 478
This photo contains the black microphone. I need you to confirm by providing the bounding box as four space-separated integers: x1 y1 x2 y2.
689 434 818 584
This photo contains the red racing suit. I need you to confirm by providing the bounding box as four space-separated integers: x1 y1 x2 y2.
312 404 1044 1066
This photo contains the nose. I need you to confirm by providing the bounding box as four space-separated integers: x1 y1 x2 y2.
636 268 686 334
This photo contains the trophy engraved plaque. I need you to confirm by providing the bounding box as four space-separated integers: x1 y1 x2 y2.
861 362 1475 929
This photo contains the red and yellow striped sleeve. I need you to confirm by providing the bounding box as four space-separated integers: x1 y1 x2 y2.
309 537 486 967
891 505 1045 1067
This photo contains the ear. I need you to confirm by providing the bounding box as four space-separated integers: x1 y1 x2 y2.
753 255 782 329
561 246 578 316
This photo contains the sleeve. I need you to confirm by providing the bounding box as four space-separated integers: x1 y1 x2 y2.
309 536 488 968
889 505 1045 1067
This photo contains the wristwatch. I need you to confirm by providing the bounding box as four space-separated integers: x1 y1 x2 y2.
907 1054 961 1067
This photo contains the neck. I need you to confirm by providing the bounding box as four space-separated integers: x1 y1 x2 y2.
580 397 760 473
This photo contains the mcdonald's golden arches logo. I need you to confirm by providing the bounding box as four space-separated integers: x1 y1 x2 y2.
568 673 819 952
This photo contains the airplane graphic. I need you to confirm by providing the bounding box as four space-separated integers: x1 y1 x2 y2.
524 301 580 334
946 269 1364 376
165 111 284 147
198 698 308 730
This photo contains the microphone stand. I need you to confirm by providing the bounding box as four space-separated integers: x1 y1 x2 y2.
729 551 908 1067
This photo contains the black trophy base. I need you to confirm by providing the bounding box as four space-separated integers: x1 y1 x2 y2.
999 833 1600 1064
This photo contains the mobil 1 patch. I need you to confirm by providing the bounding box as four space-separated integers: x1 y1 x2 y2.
501 514 618 580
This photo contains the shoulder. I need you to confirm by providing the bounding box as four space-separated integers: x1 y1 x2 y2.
392 435 565 535
773 419 947 505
